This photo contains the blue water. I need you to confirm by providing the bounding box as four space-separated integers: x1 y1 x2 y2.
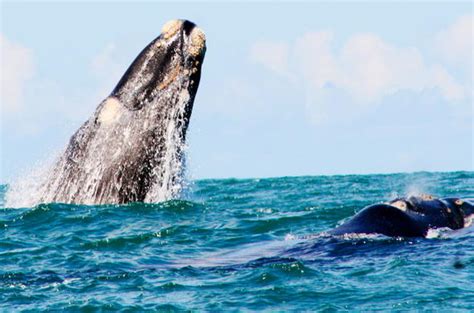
1 171 473 311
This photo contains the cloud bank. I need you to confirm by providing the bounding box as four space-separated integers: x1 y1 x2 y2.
0 35 35 113
435 15 473 68
250 15 472 124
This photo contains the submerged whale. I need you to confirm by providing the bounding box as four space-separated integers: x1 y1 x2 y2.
328 195 474 238
39 19 206 204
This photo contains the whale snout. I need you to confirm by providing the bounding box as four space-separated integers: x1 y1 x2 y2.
458 199 474 217
160 19 206 58
443 198 474 218
161 19 195 38
110 19 206 111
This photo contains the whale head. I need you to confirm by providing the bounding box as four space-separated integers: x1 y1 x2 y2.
108 19 205 116
443 198 474 219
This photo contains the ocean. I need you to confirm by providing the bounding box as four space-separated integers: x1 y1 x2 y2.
1 171 473 311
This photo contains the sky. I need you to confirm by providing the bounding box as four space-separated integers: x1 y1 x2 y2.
0 1 472 182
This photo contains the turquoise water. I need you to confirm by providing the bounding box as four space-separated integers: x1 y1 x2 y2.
1 171 473 311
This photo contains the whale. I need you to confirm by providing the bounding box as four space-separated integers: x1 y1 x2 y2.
328 195 474 238
38 19 206 205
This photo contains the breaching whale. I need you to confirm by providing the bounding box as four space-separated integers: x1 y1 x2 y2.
328 195 474 237
39 19 206 205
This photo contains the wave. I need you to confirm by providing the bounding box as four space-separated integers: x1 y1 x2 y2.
2 171 474 311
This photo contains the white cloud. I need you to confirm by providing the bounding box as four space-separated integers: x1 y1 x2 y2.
1 38 123 135
430 65 465 101
90 42 124 101
250 26 469 123
341 34 423 101
91 43 121 79
294 31 339 89
435 15 473 68
0 34 35 113
250 41 290 77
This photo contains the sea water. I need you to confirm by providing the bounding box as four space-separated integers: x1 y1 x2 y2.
1 171 473 311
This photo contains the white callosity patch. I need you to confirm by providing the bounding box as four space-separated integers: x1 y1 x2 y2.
390 200 407 212
161 20 182 40
189 27 206 57
98 97 122 125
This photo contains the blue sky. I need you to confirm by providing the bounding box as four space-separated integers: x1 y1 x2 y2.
1 2 472 182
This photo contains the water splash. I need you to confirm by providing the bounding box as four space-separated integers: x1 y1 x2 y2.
403 173 436 198
5 155 58 208
425 227 449 239
145 89 190 203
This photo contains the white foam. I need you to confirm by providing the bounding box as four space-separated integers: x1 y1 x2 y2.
425 227 452 239
464 214 474 228
339 232 386 240
5 153 58 208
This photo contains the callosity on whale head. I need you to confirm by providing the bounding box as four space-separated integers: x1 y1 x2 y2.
442 198 474 217
109 19 205 112
39 19 206 205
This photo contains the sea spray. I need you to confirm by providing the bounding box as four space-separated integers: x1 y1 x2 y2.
145 89 191 203
5 155 58 208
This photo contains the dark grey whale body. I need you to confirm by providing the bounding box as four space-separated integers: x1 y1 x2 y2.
328 196 474 238
40 20 206 204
